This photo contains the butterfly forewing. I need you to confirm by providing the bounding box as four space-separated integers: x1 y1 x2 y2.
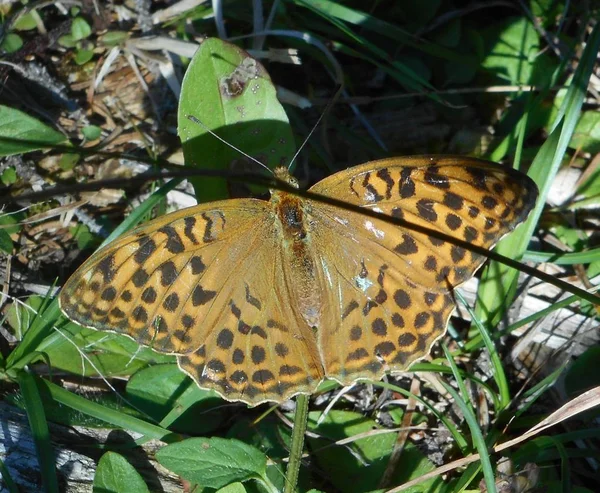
308 156 537 384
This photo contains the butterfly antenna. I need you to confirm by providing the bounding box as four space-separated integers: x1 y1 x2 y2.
287 84 343 171
186 115 272 174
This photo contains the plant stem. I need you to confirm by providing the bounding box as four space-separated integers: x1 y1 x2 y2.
284 393 309 493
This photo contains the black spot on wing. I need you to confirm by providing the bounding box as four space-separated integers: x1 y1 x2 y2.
184 217 199 244
158 226 185 254
96 254 116 282
158 261 178 286
245 283 262 310
192 285 217 306
376 168 394 199
395 233 418 255
416 199 437 222
399 168 415 198
424 167 449 189
134 237 157 264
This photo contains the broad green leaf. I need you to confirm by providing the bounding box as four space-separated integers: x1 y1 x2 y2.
307 410 439 492
216 483 246 493
227 416 288 492
178 37 295 202
58 34 76 48
1 166 17 185
74 48 94 65
0 106 67 156
0 210 23 234
93 452 149 493
156 437 268 489
82 125 102 140
570 110 600 154
0 229 12 253
14 12 39 31
59 152 80 170
126 364 223 434
69 224 101 251
481 17 553 85
71 17 92 41
1 33 23 53
37 322 173 377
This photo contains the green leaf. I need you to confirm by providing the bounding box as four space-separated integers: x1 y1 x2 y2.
0 210 23 234
126 364 224 434
570 110 600 154
216 483 247 493
69 224 100 250
307 410 439 492
82 125 102 141
14 12 39 31
0 106 67 157
34 378 174 441
481 17 553 85
156 437 267 489
178 37 295 202
37 322 173 378
74 48 94 65
100 31 130 46
1 33 23 53
59 152 80 170
6 295 46 340
93 452 149 493
0 228 13 253
1 167 17 185
58 34 76 48
71 17 92 41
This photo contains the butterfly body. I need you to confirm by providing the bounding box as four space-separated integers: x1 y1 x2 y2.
60 156 538 405
271 177 323 329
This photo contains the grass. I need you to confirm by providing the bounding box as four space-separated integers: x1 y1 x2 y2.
1 1 600 492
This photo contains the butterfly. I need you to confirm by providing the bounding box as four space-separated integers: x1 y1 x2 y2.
59 156 538 406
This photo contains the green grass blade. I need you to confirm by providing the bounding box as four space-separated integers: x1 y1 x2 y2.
456 291 510 410
37 378 176 442
441 345 496 493
524 248 600 265
17 371 59 493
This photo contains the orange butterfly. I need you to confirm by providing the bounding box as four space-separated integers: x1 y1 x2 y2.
60 156 537 405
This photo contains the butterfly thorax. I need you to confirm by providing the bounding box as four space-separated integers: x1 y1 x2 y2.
271 167 307 242
270 168 321 328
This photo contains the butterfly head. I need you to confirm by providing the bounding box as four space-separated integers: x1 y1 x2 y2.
273 166 299 189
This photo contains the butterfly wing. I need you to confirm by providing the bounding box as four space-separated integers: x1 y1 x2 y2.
307 156 538 384
60 199 324 405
